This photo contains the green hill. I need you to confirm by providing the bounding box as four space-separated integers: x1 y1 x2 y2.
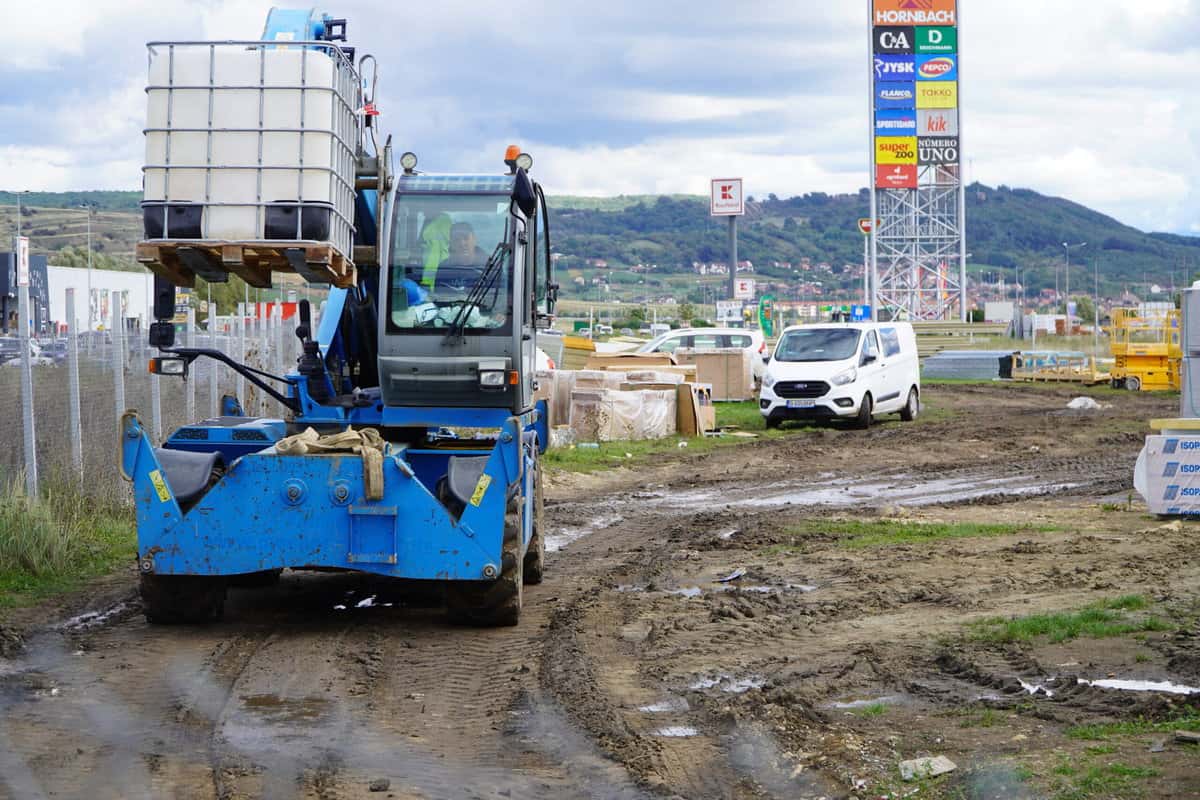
3 186 1197 303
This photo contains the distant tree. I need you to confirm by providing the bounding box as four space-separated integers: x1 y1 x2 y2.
679 302 695 324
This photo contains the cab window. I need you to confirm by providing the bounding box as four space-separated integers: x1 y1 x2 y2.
727 334 752 348
656 336 684 354
692 334 719 349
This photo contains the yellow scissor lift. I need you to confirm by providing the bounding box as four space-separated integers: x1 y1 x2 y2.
1109 308 1181 391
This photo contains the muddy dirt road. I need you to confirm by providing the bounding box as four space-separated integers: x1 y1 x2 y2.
2 384 1199 799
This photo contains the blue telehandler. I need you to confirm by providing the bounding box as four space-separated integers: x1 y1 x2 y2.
124 9 557 626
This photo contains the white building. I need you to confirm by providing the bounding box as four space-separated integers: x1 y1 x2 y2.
47 265 154 333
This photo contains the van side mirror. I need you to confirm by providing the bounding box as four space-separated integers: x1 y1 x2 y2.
861 353 877 366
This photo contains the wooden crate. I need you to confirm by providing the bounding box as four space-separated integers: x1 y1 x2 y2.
136 240 356 289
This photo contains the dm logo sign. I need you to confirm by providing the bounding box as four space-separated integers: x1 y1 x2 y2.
876 82 916 109
876 109 918 136
917 54 957 81
874 55 915 82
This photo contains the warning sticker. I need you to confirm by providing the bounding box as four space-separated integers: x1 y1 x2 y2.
469 474 492 507
148 469 172 503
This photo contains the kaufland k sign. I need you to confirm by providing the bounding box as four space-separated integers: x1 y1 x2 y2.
710 178 744 216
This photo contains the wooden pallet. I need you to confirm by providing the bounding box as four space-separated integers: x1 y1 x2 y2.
136 240 356 289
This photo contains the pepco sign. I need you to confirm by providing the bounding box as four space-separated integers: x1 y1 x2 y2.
873 0 956 26
916 55 957 82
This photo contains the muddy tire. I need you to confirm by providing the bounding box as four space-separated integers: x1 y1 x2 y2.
140 573 227 624
446 499 523 626
1126 375 1142 392
229 569 283 588
524 460 546 586
853 393 873 430
900 387 920 422
765 416 782 430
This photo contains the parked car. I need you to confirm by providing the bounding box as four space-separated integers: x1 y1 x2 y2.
759 322 919 429
636 326 768 380
0 339 55 367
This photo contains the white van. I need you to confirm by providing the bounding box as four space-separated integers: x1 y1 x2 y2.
759 322 920 429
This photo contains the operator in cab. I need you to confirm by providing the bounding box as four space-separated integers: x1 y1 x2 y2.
391 206 510 332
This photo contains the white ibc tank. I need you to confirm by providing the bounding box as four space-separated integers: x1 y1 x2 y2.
143 41 359 256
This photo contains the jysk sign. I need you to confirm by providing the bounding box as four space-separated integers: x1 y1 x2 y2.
917 26 956 53
873 0 956 26
875 109 917 136
710 178 744 216
918 137 960 165
874 55 915 82
916 54 957 81
874 26 914 54
917 109 958 136
916 81 957 109
876 82 916 109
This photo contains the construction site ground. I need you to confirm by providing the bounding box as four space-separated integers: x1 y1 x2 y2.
2 383 1199 800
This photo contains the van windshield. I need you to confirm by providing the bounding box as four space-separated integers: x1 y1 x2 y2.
775 329 862 362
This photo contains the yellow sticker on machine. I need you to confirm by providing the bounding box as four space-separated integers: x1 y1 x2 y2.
148 469 172 503
469 474 492 507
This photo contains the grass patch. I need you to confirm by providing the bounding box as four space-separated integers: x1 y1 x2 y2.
1066 712 1200 741
958 707 1002 728
0 476 134 612
784 519 1057 550
1050 762 1158 800
853 702 888 717
969 596 1173 644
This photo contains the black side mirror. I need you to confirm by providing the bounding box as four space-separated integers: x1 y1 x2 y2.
861 353 877 366
512 168 537 218
149 321 176 348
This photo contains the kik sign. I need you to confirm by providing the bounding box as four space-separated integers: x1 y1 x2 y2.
917 109 958 136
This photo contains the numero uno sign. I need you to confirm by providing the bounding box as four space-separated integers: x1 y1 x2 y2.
918 137 960 165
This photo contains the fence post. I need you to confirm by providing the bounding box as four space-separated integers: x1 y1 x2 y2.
18 270 38 497
111 290 126 424
185 308 196 423
66 289 83 481
210 303 220 418
236 306 246 406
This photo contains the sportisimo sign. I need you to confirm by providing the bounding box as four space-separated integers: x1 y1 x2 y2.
876 109 918 136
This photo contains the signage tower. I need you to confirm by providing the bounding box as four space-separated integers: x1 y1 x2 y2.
869 0 966 321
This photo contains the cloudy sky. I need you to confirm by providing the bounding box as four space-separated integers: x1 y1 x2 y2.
2 0 1197 233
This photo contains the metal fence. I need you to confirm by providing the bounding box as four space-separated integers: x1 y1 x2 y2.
1 289 302 503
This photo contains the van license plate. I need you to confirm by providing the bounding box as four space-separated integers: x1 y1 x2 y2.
787 399 817 409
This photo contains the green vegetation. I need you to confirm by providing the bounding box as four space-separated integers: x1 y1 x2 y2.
1066 713 1200 741
0 477 134 611
957 708 1002 728
1048 759 1158 800
853 702 889 717
969 596 1173 644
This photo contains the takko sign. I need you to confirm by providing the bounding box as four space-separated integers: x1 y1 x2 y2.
873 0 957 27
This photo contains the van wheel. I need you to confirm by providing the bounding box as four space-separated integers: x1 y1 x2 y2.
765 416 782 430
1126 376 1142 392
853 394 873 430
900 388 920 422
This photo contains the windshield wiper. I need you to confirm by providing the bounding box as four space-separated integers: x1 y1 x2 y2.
443 241 509 343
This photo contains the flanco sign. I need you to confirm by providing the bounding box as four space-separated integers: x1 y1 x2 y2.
873 0 956 26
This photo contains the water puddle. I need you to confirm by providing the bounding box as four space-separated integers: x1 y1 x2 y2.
58 601 132 631
666 587 704 599
638 697 689 713
717 529 739 540
239 693 332 724
614 584 645 593
1080 678 1199 695
546 513 624 553
1019 678 1056 697
663 474 1084 511
654 726 698 738
688 674 766 693
829 694 903 709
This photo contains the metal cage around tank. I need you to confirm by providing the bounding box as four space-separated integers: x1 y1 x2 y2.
141 40 361 262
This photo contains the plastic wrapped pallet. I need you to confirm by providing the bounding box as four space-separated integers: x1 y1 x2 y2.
569 389 677 442
621 370 685 385
143 41 360 260
674 348 754 401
